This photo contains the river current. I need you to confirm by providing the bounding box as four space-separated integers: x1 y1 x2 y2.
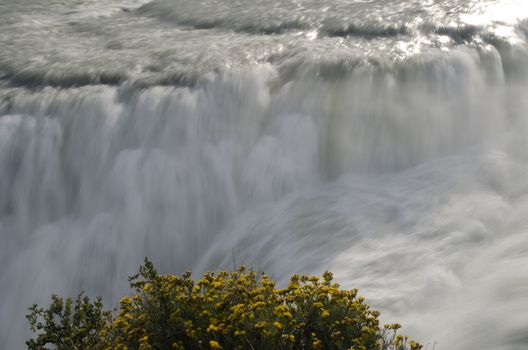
1 0 528 349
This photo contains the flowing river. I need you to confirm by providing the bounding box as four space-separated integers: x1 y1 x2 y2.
1 0 528 348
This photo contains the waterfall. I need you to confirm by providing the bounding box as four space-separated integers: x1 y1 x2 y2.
1 0 528 349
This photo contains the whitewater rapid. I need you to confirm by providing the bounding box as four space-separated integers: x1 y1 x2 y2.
1 0 528 349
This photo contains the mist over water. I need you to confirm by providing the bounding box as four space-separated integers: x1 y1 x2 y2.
1 0 528 349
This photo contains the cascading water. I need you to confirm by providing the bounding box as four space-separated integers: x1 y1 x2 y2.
1 0 528 349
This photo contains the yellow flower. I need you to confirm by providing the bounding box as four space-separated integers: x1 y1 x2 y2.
171 342 184 350
207 324 219 333
209 340 222 349
234 330 246 337
139 336 149 343
251 301 265 309
139 335 151 350
361 326 373 334
230 303 245 314
321 310 330 318
281 334 295 342
410 341 422 350
313 302 323 309
331 331 342 338
120 296 133 306
385 323 401 330
273 321 282 330
282 311 293 319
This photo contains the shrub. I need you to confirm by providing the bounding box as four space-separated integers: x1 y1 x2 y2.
27 259 422 350
26 293 112 350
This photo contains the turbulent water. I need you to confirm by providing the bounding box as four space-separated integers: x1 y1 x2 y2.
1 0 528 348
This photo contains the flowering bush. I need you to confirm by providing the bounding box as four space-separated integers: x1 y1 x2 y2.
27 259 422 350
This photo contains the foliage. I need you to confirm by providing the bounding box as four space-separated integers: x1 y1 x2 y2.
26 293 112 350
27 259 422 350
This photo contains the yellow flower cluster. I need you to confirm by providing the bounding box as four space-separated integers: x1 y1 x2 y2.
26 259 424 350
103 259 421 350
